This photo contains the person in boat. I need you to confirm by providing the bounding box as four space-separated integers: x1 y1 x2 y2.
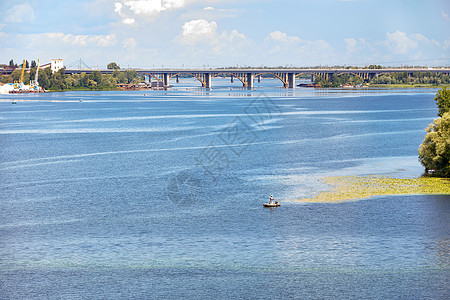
269 195 274 204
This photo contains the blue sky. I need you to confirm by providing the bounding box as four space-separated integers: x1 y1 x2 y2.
1 0 449 68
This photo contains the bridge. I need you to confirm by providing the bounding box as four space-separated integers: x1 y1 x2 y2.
64 68 450 89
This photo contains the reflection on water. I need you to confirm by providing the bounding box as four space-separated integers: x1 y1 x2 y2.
0 80 448 299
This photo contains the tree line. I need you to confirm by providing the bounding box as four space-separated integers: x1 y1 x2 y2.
0 67 141 91
314 71 450 87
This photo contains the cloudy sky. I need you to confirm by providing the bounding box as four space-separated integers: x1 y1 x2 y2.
1 0 449 68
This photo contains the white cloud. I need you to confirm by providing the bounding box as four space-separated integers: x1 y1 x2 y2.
431 39 440 46
264 31 334 65
410 33 441 47
114 0 189 23
385 31 418 54
177 18 247 49
442 11 449 21
174 18 249 63
122 0 167 16
267 31 300 44
122 18 136 24
179 19 218 45
5 4 35 23
41 33 118 47
411 33 428 42
123 37 137 48
115 2 123 14
163 0 185 10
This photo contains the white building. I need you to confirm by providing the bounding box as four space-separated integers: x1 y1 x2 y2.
51 59 64 73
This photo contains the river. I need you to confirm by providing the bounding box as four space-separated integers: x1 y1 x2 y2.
0 79 448 299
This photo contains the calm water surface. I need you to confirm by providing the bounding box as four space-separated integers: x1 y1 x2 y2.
0 80 449 299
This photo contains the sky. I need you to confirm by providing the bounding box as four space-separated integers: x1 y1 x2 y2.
0 0 449 68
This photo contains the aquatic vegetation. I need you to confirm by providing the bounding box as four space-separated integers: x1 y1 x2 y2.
298 175 450 203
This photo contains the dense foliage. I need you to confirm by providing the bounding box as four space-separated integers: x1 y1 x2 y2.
434 87 450 117
315 73 363 87
107 62 120 70
315 71 450 87
418 88 450 177
370 72 450 85
0 68 141 91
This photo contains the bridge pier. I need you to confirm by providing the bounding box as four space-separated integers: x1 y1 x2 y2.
176 75 179 83
231 75 234 83
204 73 211 89
258 75 261 83
246 73 254 89
163 73 170 87
288 73 296 88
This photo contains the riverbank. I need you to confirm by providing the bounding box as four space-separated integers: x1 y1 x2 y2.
298 176 450 203
368 83 450 89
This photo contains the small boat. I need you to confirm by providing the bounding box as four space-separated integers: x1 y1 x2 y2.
263 202 280 207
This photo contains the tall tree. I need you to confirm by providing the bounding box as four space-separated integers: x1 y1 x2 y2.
434 87 450 117
90 71 102 86
418 112 450 177
107 62 120 70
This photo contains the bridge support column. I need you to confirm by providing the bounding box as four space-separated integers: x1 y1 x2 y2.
176 75 179 83
204 73 211 89
163 73 170 87
258 75 261 83
246 73 254 89
231 75 234 83
288 73 296 88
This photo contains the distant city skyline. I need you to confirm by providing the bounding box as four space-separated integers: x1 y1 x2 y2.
1 0 449 68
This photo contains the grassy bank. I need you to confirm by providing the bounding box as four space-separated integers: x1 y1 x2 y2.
298 176 450 203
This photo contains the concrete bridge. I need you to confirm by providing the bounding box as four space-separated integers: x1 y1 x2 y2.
65 68 450 88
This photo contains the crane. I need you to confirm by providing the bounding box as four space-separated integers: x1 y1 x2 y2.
19 59 26 85
34 59 40 86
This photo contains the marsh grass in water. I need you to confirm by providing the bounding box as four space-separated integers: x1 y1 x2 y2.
299 176 450 203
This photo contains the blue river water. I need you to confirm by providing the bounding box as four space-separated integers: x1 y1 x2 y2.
0 79 449 299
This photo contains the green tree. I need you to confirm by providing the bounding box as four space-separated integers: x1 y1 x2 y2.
107 62 120 70
79 73 89 87
38 69 50 89
125 69 138 83
9 59 14 67
434 87 450 117
90 70 103 86
418 112 450 177
50 68 66 90
10 69 21 82
113 70 127 83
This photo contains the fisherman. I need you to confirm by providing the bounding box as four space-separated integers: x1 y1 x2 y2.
269 195 274 204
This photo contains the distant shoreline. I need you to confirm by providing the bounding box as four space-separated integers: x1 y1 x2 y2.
1 83 449 94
